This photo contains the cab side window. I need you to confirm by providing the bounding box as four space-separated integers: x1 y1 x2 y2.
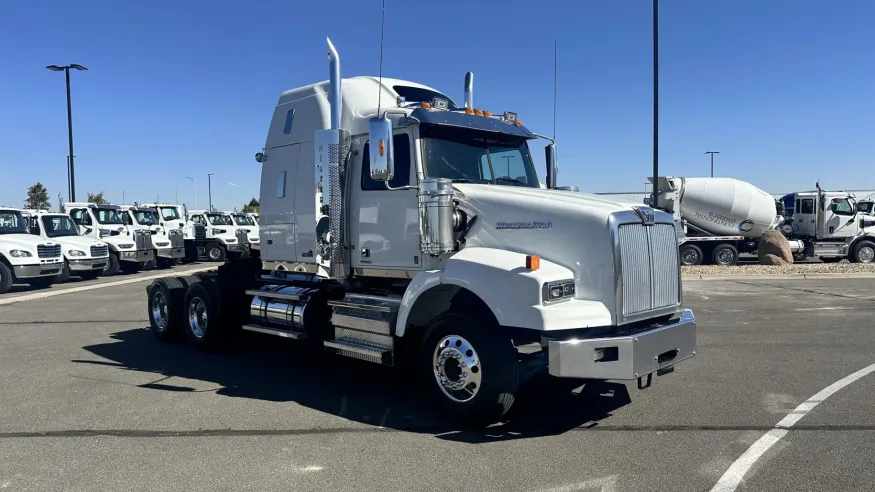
831 199 853 215
361 134 412 190
71 209 92 226
191 215 206 226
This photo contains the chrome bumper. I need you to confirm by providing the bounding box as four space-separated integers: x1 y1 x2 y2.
548 309 696 380
226 243 244 252
13 263 62 279
69 258 109 271
157 247 185 259
120 250 154 262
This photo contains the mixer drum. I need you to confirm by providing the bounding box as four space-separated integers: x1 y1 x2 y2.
679 177 778 237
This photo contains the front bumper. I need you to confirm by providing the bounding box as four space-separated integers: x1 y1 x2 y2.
69 258 109 272
119 249 154 263
13 263 63 279
157 247 185 259
225 243 245 252
548 309 696 380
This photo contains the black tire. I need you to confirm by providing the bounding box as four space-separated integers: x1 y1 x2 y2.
156 258 177 269
207 246 226 262
148 277 188 342
819 257 843 264
78 270 101 281
679 244 704 266
103 253 121 276
120 260 141 274
418 311 519 427
27 276 56 289
145 259 157 270
183 281 227 350
851 240 875 264
0 262 13 294
57 262 71 283
712 244 739 266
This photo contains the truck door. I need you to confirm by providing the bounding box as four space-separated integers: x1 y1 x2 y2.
823 198 859 238
351 130 421 272
793 196 817 237
69 208 92 235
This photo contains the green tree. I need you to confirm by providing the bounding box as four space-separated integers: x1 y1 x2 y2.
24 182 51 210
87 191 107 205
242 197 259 213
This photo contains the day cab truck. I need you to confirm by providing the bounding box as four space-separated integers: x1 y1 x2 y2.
63 202 155 275
185 210 249 261
226 211 260 257
146 39 697 425
0 207 63 293
20 209 109 282
120 205 185 268
139 203 218 263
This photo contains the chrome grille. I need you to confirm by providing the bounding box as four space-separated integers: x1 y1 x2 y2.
38 244 61 259
169 230 184 248
236 228 249 244
616 222 680 319
193 224 207 240
135 231 154 250
90 245 109 258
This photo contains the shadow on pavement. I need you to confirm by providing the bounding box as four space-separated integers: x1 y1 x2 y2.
77 328 632 443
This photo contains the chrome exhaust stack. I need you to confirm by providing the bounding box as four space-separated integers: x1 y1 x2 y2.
464 72 474 109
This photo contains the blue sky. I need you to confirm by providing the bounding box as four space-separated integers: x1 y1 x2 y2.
1 0 873 210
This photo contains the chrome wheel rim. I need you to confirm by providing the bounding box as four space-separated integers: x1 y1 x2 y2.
208 248 222 260
188 297 208 338
152 291 168 330
433 335 482 403
859 246 875 263
682 248 700 265
716 249 734 265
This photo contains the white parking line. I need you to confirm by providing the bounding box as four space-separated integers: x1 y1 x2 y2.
0 266 215 306
535 475 618 492
709 361 875 492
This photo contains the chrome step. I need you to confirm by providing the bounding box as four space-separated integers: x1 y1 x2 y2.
324 337 392 364
328 293 401 335
241 324 306 339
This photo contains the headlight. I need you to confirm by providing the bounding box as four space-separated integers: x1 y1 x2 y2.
118 243 135 249
213 228 226 234
68 250 87 257
9 250 33 258
542 279 575 305
225 238 236 243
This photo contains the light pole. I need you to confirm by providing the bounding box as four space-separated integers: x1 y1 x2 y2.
47 64 87 202
705 151 720 177
185 176 197 208
651 0 659 209
226 181 240 211
207 173 214 211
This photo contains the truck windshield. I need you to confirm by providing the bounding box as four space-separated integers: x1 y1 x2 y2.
857 202 873 214
420 125 539 187
233 214 254 226
41 215 80 238
159 207 181 220
207 214 233 226
0 210 29 235
134 210 159 225
94 208 123 225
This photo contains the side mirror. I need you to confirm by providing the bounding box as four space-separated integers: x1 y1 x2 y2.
545 144 558 189
122 214 131 225
368 116 394 181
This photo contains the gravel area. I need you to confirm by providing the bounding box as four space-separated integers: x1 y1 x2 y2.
683 262 875 276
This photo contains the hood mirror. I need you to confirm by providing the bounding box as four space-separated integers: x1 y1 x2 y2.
368 116 394 182
545 144 558 189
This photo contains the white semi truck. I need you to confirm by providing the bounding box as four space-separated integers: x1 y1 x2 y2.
139 202 220 263
63 202 155 275
120 205 185 268
185 210 249 261
652 177 875 265
20 209 109 281
146 39 697 425
226 211 260 257
0 207 64 293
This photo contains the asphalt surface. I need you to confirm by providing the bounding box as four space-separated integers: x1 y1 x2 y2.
0 274 873 491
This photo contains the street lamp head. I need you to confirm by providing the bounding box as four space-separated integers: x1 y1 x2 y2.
46 65 64 72
69 64 88 71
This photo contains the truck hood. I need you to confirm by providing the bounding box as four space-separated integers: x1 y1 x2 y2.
0 234 59 251
455 184 644 320
52 235 107 254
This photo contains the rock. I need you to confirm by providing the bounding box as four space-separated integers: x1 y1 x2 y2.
758 230 794 265
760 253 788 266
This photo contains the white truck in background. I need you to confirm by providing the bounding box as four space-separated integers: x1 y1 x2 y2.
226 211 260 257
139 202 219 263
120 205 185 268
63 202 155 275
145 38 697 425
0 207 63 293
185 210 248 261
21 209 109 282
651 177 875 265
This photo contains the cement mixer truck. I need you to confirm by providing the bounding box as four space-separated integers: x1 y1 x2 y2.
650 176 797 266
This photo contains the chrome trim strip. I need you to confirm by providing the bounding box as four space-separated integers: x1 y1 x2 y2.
352 268 419 279
324 340 388 358
241 324 306 339
327 300 393 313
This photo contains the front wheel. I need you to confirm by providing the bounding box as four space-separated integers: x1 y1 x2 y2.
851 240 875 264
819 257 843 264
156 258 177 269
78 270 101 281
418 311 519 426
57 262 71 283
679 244 704 266
103 253 121 276
207 245 226 262
120 260 141 274
0 262 13 294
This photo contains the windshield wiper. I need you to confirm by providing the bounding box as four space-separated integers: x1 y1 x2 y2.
450 178 474 183
494 177 527 186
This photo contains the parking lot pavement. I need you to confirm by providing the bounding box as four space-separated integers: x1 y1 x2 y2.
0 277 873 491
